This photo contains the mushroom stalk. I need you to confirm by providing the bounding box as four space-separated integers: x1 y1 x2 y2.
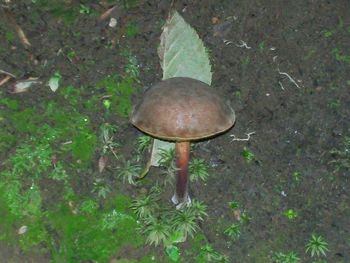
174 141 190 204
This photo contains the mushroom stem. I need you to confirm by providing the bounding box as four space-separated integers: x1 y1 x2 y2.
174 141 190 205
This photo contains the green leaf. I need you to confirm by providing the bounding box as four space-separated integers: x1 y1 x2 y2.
166 245 181 262
158 11 212 84
151 11 212 167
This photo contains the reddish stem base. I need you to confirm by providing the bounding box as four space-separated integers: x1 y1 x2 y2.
173 141 190 207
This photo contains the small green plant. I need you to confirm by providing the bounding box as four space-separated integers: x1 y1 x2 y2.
188 200 208 221
158 148 177 184
332 48 350 63
142 217 171 246
197 244 229 262
80 199 98 214
292 171 301 182
305 234 329 257
284 209 298 220
99 209 134 230
323 30 334 38
240 211 251 224
189 158 209 182
136 135 152 152
165 245 181 262
79 4 91 14
130 190 160 219
125 21 139 37
170 208 199 239
117 159 141 185
99 123 120 158
92 178 111 199
327 99 341 110
328 136 350 172
228 200 240 209
272 251 300 263
241 147 255 163
258 40 266 52
224 223 241 240
158 147 176 168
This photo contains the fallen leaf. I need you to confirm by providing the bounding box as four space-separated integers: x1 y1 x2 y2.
18 225 28 235
98 155 108 173
233 209 241 221
47 71 62 92
12 78 41 93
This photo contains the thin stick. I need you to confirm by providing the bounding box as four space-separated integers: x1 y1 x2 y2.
0 69 16 78
4 9 31 49
230 132 256 142
0 75 12 87
277 67 301 89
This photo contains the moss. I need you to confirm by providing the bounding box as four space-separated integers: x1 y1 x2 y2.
47 198 143 262
10 108 39 134
96 75 138 118
71 131 97 162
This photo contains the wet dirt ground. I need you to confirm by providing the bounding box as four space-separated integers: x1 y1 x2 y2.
1 0 349 262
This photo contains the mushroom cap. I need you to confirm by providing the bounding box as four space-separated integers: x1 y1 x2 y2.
130 77 235 141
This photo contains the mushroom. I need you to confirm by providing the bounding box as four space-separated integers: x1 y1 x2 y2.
130 77 235 208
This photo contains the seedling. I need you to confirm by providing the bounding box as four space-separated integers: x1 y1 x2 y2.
117 159 141 185
189 158 209 182
158 147 176 168
136 135 152 153
187 200 208 221
170 208 199 239
292 171 301 182
272 251 300 263
92 178 111 199
305 234 329 257
240 212 251 224
329 136 350 172
284 209 298 220
79 4 91 14
228 200 240 210
198 244 230 262
142 217 171 246
224 223 241 240
130 192 160 219
99 123 119 158
241 147 255 163
323 30 334 38
103 99 111 110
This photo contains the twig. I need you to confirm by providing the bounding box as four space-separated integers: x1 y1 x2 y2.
4 9 31 49
0 75 12 87
236 40 251 49
230 132 256 142
99 5 118 21
278 67 301 89
0 69 16 78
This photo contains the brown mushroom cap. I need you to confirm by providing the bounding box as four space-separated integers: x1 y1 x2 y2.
130 77 235 141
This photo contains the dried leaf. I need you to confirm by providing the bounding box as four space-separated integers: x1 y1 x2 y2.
18 225 28 235
12 78 41 93
98 155 108 173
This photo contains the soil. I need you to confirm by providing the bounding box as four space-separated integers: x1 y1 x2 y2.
0 0 349 262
